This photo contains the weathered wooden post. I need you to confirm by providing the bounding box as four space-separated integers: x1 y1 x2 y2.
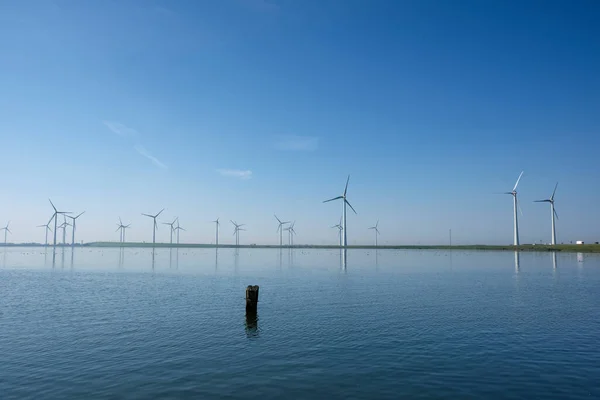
246 285 259 312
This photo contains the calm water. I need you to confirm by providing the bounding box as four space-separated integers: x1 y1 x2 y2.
1 247 599 399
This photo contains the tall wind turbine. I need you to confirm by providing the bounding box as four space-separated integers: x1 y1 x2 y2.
66 211 85 246
285 221 296 246
116 217 130 243
534 182 559 245
37 222 52 246
331 217 343 247
174 218 184 244
324 175 357 247
368 220 380 247
231 220 245 246
1 221 11 245
141 209 164 245
59 216 71 245
162 217 177 244
275 215 290 246
212 218 220 246
48 199 71 247
503 171 524 246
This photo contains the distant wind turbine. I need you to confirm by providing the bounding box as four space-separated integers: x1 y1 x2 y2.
534 182 559 245
37 221 52 246
48 199 71 247
368 220 380 247
502 171 524 246
1 221 11 245
162 217 178 244
58 216 71 245
116 217 131 243
285 221 296 246
212 218 220 246
324 175 356 247
275 215 290 246
141 209 164 245
331 217 343 247
231 220 245 246
66 211 85 246
174 219 185 244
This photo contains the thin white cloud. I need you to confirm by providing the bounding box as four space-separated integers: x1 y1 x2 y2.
217 169 253 180
134 145 167 169
274 135 319 151
103 121 139 138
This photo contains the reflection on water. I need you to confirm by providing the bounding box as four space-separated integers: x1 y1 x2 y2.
245 311 259 338
215 248 218 270
514 251 520 273
552 252 557 270
577 252 584 263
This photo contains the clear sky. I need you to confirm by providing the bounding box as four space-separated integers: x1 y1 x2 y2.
1 0 599 246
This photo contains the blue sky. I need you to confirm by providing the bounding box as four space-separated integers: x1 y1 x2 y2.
0 0 599 245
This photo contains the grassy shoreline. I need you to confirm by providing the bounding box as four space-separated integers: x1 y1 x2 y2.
4 242 598 253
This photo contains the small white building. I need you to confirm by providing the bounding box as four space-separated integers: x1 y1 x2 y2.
576 240 585 245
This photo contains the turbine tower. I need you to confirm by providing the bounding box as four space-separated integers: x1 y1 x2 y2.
534 182 559 245
37 222 52 246
275 215 290 246
174 219 185 244
212 218 220 246
48 199 71 247
66 211 85 246
368 220 380 247
162 217 177 244
141 209 164 245
331 217 343 247
1 221 11 245
324 175 357 247
503 171 524 246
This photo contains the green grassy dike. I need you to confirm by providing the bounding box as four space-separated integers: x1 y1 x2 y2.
78 242 600 253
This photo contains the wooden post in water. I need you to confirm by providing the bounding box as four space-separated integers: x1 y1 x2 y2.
246 285 259 312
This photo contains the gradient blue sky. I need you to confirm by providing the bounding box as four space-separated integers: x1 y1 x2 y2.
1 0 599 245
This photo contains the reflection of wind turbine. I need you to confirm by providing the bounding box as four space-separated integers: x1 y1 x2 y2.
162 217 177 244
231 221 245 246
502 171 524 246
213 218 220 247
48 199 71 247
368 220 380 247
534 182 559 245
331 217 343 247
174 219 185 244
1 221 11 244
141 209 164 245
66 211 85 246
324 175 356 247
275 215 290 246
37 222 52 246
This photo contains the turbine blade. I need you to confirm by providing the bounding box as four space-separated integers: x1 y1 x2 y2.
116 226 121 232
76 211 85 218
119 217 123 225
534 199 551 203
554 208 559 220
323 196 343 203
345 199 357 214
274 215 282 224
49 199 57 212
513 171 524 191
142 213 153 218
155 209 165 218
344 175 350 197
551 182 558 200
518 203 523 217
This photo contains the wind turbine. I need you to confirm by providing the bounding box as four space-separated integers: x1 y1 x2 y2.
141 209 164 245
66 211 85 246
231 220 245 246
162 217 177 244
58 216 71 245
116 217 130 243
275 215 290 246
331 217 343 247
502 171 524 246
37 222 52 246
174 218 185 244
48 199 71 247
285 221 296 246
534 182 559 245
1 221 11 245
368 220 380 247
323 175 357 247
212 218 220 246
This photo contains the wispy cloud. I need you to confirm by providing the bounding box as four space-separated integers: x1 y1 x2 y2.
217 169 253 180
274 135 319 151
134 145 168 169
103 121 139 138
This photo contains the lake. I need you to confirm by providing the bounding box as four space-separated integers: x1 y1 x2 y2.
1 247 599 399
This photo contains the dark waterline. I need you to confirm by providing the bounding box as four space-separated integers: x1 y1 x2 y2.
1 248 599 399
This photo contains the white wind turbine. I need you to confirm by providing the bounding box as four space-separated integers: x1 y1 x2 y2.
502 171 524 246
212 218 220 246
141 209 164 245
174 219 185 244
231 220 245 246
116 217 131 243
1 221 11 245
58 216 71 245
331 217 343 247
368 220 380 247
324 175 356 247
48 199 71 247
37 221 52 246
285 221 296 246
162 217 177 244
66 211 85 246
275 215 290 246
534 182 559 245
